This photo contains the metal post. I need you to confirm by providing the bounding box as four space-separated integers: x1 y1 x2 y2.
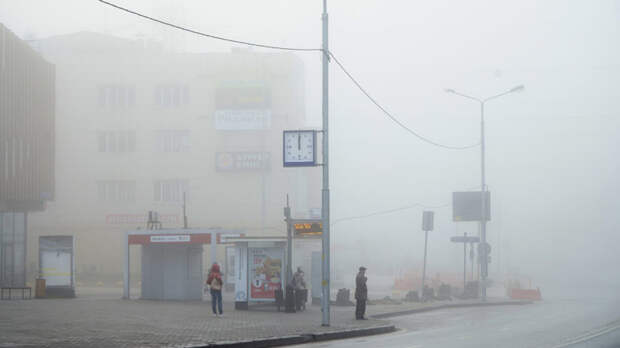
421 230 428 300
480 101 487 301
470 242 474 281
182 193 186 228
210 231 217 266
285 195 292 284
446 86 524 300
284 195 295 313
463 232 467 292
321 0 331 327
123 232 129 299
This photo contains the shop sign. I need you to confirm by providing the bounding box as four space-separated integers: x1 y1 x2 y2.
150 235 190 243
216 152 271 171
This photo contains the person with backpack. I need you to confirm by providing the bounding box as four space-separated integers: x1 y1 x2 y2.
207 263 223 317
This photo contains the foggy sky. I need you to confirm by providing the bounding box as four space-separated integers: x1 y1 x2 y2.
1 0 619 289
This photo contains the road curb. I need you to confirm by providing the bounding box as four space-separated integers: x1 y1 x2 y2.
371 300 533 319
195 325 397 348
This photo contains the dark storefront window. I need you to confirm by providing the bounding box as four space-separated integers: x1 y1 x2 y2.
0 212 27 287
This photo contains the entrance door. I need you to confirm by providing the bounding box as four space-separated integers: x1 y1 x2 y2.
187 246 203 299
141 244 203 300
163 245 185 300
41 250 71 286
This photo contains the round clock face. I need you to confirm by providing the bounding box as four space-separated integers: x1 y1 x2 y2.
284 131 315 165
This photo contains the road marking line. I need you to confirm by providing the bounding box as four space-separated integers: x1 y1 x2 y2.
552 320 620 348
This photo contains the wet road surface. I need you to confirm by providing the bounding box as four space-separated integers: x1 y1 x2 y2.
289 291 620 348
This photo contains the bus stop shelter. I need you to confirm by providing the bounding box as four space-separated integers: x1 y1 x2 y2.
222 236 287 309
123 228 242 300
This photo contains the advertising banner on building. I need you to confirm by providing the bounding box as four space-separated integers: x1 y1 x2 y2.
214 109 271 130
214 84 272 130
248 247 283 301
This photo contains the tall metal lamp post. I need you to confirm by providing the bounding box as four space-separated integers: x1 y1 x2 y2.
445 85 524 300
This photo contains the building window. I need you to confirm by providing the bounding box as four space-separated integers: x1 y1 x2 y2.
97 181 136 202
155 130 189 153
153 179 188 202
98 85 136 109
97 131 136 153
154 85 189 107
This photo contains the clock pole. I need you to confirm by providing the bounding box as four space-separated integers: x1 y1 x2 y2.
320 0 330 327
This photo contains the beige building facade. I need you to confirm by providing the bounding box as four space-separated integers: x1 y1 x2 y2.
27 32 320 285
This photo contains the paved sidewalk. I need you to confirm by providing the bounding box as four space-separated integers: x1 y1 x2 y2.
0 288 527 348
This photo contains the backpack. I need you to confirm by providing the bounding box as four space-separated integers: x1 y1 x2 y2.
209 275 222 291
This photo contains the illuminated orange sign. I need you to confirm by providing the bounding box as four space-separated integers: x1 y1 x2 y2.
293 220 323 236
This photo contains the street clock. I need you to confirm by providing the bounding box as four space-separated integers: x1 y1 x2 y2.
283 130 316 167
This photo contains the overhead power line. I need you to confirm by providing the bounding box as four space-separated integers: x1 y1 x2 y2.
99 0 479 150
97 0 322 52
332 203 450 225
328 52 480 150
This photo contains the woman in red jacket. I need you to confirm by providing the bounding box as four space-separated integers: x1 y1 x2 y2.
207 263 223 317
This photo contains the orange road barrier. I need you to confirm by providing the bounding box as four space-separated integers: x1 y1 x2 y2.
508 287 542 301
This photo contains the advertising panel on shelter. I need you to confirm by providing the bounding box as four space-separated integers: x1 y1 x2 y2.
248 247 283 301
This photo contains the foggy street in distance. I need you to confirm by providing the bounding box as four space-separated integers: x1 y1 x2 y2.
1 0 619 347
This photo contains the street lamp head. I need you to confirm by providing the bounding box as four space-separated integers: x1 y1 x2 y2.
510 85 525 93
444 88 456 94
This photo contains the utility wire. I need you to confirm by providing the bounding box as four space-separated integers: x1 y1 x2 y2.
98 0 322 52
99 0 479 149
332 203 450 225
328 52 480 150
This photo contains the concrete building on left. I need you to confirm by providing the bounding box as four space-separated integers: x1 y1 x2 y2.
0 24 55 288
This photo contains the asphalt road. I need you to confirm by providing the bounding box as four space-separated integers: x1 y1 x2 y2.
289 290 620 348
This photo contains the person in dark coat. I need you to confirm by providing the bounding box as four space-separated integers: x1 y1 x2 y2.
207 263 223 317
355 266 368 320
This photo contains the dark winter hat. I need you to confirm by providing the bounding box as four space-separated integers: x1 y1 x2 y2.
359 266 367 271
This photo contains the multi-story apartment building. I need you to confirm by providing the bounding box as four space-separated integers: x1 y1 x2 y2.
27 32 320 284
0 24 55 287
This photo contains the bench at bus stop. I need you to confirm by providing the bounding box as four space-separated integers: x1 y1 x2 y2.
0 287 32 300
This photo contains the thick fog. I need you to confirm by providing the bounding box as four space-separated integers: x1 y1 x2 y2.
2 0 619 294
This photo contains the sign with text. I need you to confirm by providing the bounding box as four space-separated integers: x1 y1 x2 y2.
150 235 190 243
450 235 480 244
216 152 271 171
214 84 271 130
422 211 434 231
292 219 323 237
452 191 491 222
214 109 272 130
